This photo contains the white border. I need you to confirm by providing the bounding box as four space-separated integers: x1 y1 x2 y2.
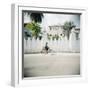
11 4 87 87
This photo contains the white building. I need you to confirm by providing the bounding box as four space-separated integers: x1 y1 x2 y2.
48 25 63 35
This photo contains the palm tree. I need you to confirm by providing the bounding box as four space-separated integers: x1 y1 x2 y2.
24 11 44 39
24 11 44 23
25 22 41 39
63 21 76 40
30 13 44 23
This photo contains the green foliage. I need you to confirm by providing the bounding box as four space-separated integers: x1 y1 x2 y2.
24 11 44 23
63 21 76 40
52 36 55 40
47 34 52 40
63 21 76 31
25 22 41 38
55 34 59 40
47 34 60 40
30 13 44 23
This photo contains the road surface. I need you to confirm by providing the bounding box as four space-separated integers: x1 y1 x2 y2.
24 53 80 77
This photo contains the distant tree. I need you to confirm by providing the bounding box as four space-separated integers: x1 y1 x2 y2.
63 21 76 40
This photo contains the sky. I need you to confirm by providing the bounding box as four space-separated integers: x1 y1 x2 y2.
41 13 80 28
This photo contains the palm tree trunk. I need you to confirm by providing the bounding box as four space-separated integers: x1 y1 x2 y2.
67 31 70 40
65 30 70 40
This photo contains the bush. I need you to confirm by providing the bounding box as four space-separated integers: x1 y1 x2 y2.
25 22 41 38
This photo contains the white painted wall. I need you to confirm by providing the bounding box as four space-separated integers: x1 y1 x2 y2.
0 0 89 89
24 35 80 53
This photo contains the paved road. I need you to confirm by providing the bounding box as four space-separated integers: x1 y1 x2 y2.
24 53 80 77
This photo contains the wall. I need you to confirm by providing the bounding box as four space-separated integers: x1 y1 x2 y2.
0 0 89 89
24 34 80 53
